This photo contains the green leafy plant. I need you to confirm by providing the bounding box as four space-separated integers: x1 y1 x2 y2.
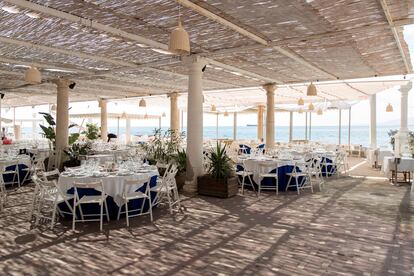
140 128 185 165
64 142 91 161
207 143 234 180
388 129 414 152
173 148 187 173
82 123 100 140
39 112 79 149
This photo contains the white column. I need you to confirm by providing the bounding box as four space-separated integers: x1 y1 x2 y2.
338 109 342 145
348 107 352 150
32 120 36 140
257 105 264 142
181 110 184 132
289 111 293 142
233 112 237 141
369 94 377 148
263 83 276 149
14 125 21 141
158 117 162 129
216 113 219 140
309 112 312 140
125 118 131 144
305 112 308 140
185 57 205 192
395 82 412 156
170 92 179 133
117 117 120 137
99 99 108 142
54 79 70 167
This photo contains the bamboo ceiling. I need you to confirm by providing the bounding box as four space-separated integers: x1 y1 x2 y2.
0 0 412 107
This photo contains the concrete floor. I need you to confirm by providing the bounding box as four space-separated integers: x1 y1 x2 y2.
0 158 413 275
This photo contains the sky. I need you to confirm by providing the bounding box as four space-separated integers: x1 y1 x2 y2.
4 25 414 129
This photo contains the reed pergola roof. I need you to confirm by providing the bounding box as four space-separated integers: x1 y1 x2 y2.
0 0 412 107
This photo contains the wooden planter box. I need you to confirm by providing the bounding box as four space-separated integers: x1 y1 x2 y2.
197 175 238 198
175 172 186 191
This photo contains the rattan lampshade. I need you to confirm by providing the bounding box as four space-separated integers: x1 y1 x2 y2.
308 103 314 111
139 98 146 107
386 103 393 112
307 83 317 96
224 111 229 117
211 105 216 112
298 97 304 106
25 66 41 84
317 109 323 115
169 21 190 55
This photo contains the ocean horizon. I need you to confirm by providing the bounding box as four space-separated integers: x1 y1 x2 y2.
17 124 412 148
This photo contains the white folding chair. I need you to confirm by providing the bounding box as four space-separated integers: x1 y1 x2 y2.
151 164 180 214
0 160 20 188
286 160 313 195
30 176 74 229
335 151 349 177
22 155 46 184
72 181 109 231
258 161 278 196
309 155 324 191
117 178 153 227
236 159 257 195
40 169 60 182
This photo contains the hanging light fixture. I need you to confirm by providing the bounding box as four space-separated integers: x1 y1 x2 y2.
386 103 393 112
144 113 148 119
139 98 146 107
298 109 303 114
211 105 216 112
308 102 314 111
224 111 229 117
162 112 166 117
307 82 317 96
51 104 57 111
298 97 304 106
317 108 323 115
25 66 41 84
121 112 127 119
168 5 190 55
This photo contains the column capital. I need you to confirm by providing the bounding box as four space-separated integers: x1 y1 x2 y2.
263 83 277 94
399 81 412 94
52 78 72 88
169 92 180 99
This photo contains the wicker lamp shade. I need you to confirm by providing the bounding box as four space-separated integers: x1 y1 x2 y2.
224 111 229 117
317 109 323 115
169 21 190 55
386 103 393 112
211 105 216 112
162 112 166 117
298 97 304 106
307 83 317 96
25 66 41 84
308 102 314 111
139 98 146 107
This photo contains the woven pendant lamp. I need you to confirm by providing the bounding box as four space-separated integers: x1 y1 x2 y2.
162 112 166 117
169 21 190 55
224 111 229 117
386 103 393 112
308 102 314 111
50 104 57 111
139 98 146 107
211 105 216 112
298 97 304 106
307 82 317 96
25 66 41 84
144 113 148 119
298 109 303 114
317 109 323 115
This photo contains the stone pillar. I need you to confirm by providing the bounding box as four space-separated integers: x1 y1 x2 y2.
13 125 21 141
289 111 293 142
170 92 180 133
99 99 108 142
257 105 264 142
309 112 312 140
338 109 342 145
395 82 412 156
125 118 131 144
55 79 70 167
185 57 205 193
263 83 276 149
369 94 377 148
233 112 237 141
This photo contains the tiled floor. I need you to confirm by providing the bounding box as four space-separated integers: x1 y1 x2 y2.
0 159 413 275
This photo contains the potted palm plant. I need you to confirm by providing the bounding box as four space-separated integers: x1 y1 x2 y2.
173 148 187 191
197 143 238 198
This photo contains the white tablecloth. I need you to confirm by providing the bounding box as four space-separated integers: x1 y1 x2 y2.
85 154 114 164
58 170 158 207
367 149 393 167
382 157 414 176
0 155 31 168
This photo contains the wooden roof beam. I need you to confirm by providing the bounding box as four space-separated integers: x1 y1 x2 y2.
176 0 268 45
4 0 168 51
378 0 411 73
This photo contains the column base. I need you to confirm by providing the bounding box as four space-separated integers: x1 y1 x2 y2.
183 179 198 195
394 130 412 157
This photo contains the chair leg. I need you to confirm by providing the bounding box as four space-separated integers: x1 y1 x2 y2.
166 190 173 214
241 176 245 194
295 177 300 195
148 197 153 222
286 174 293 192
117 204 122 221
51 202 57 229
100 202 104 231
72 205 77 231
275 177 278 196
104 200 110 221
125 200 129 227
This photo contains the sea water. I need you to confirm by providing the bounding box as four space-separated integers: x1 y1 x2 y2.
22 125 411 148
